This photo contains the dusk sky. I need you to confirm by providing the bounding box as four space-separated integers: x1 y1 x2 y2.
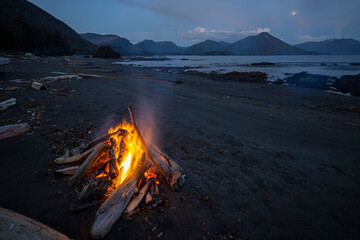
28 0 360 46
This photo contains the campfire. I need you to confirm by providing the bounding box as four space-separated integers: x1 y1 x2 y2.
54 105 185 239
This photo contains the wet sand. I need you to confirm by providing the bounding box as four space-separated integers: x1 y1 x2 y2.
0 56 360 239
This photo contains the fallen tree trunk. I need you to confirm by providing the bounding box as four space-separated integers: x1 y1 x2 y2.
54 148 94 164
0 98 16 111
55 166 79 175
0 123 30 140
128 105 184 191
90 156 151 239
0 207 70 240
69 143 106 187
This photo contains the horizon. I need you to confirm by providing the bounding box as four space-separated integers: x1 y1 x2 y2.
28 0 360 47
80 31 360 48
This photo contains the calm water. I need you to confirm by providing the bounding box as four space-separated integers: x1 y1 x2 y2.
113 55 360 80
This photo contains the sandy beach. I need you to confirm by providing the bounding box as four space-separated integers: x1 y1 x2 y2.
1 56 360 239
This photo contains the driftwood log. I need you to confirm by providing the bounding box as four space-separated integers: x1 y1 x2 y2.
31 81 45 90
128 105 184 191
0 123 30 141
84 128 127 151
126 180 152 215
0 207 70 240
0 98 16 111
90 155 151 239
54 147 94 164
69 143 106 187
55 166 79 175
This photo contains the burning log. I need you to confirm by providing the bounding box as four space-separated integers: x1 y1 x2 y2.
0 123 30 140
77 158 111 201
90 155 151 239
54 147 94 164
128 105 184 191
78 177 110 201
55 166 79 175
108 138 119 179
0 207 70 240
69 143 107 187
126 180 152 215
84 128 127 151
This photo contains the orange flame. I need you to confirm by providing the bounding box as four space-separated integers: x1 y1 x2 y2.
108 118 145 189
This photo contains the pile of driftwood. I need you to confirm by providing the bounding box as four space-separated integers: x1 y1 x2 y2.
54 105 185 239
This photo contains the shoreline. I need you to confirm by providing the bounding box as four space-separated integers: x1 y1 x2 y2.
1 56 360 239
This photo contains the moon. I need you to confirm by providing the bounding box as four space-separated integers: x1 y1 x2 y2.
291 11 297 16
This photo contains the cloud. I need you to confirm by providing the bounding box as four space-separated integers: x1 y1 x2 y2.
178 27 270 43
298 35 330 43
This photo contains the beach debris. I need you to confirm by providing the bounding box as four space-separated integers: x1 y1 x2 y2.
54 147 94 164
54 105 184 239
1 86 21 91
55 166 80 175
0 98 16 111
157 232 163 238
31 81 46 90
0 123 30 140
77 73 105 78
8 79 27 84
0 207 70 240
38 75 81 82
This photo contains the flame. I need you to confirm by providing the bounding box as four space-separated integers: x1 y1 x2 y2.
108 118 145 189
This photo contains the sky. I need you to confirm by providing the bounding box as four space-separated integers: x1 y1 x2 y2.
28 0 360 46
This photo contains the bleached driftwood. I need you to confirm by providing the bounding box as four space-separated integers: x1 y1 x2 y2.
146 145 184 191
0 98 16 111
90 156 151 239
69 143 106 187
54 148 94 164
0 123 30 140
0 207 70 240
39 75 80 82
55 166 80 175
126 180 152 215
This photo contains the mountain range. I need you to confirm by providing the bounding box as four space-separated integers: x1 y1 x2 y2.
295 38 360 55
81 32 313 56
82 32 360 56
0 0 95 55
1 0 359 56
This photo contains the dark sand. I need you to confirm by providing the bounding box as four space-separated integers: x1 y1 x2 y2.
0 56 360 240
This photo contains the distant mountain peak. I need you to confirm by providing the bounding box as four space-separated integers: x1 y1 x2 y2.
0 0 95 55
224 32 310 55
295 38 360 55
